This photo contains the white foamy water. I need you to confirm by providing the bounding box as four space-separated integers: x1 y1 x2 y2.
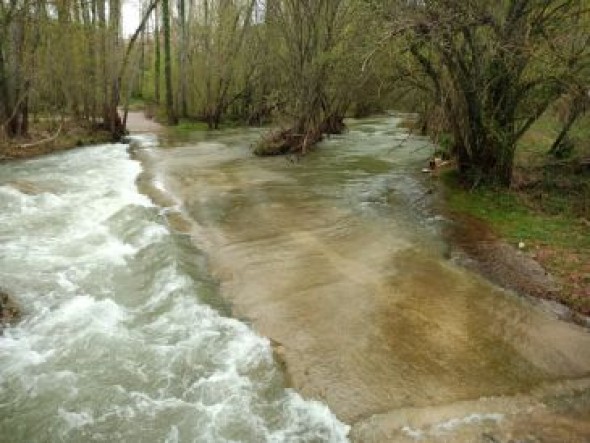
0 141 349 442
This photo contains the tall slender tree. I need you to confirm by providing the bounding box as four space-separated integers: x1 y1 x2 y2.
154 4 161 105
161 0 177 124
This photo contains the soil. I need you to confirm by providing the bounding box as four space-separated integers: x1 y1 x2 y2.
443 211 590 327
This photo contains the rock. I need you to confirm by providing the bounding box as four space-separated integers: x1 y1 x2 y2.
0 290 20 328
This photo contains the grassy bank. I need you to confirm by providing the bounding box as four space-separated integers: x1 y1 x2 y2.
0 120 112 161
443 113 590 315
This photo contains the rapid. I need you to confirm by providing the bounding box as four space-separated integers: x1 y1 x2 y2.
1 115 590 442
0 139 348 441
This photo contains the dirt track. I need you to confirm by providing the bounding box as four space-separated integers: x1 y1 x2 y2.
125 111 163 133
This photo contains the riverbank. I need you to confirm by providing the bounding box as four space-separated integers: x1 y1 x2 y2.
443 176 590 323
0 111 163 162
138 116 590 441
0 122 112 162
437 113 590 320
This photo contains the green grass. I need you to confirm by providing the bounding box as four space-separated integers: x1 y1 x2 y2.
444 110 590 248
173 120 210 132
125 97 149 112
160 116 247 133
517 112 590 166
443 171 590 251
441 111 590 313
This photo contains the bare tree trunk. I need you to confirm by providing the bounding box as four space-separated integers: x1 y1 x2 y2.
161 0 177 124
549 93 587 157
177 0 188 117
4 11 29 138
154 4 161 105
139 5 145 98
106 0 123 138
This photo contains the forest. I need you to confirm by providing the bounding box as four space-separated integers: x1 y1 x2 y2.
2 2 590 441
1 0 588 186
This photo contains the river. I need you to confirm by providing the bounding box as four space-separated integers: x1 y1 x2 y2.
1 115 590 442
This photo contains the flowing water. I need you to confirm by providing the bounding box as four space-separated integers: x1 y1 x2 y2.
0 140 348 441
1 116 590 442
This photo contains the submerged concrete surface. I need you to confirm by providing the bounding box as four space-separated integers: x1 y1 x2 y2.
143 117 590 441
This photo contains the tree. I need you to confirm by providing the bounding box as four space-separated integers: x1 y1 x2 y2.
255 0 370 155
176 0 188 117
190 0 260 129
1 0 33 138
161 0 177 124
154 3 161 105
387 0 590 186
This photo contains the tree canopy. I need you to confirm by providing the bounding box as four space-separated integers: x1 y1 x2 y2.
2 0 588 185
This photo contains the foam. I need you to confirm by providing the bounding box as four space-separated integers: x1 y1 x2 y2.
0 140 349 442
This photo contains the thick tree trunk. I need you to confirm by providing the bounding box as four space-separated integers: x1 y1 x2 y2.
97 0 108 125
138 5 146 98
455 136 515 187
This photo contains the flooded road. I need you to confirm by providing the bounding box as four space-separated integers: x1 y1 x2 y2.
1 114 589 442
143 116 590 441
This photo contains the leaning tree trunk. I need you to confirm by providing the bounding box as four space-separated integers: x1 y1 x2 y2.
549 93 587 157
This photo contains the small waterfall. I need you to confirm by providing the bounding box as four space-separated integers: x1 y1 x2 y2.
0 141 349 442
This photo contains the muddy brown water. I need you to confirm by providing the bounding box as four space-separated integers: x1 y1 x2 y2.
137 116 590 441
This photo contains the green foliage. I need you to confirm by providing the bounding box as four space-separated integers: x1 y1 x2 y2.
518 113 590 166
435 133 454 159
443 171 590 252
386 0 590 187
173 120 210 133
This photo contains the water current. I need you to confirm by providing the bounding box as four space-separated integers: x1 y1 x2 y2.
1 115 590 442
0 139 348 441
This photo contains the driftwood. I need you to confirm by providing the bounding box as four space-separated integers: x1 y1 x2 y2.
254 115 345 156
16 123 63 149
254 127 323 156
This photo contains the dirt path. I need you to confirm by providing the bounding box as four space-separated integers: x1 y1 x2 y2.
125 111 164 133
